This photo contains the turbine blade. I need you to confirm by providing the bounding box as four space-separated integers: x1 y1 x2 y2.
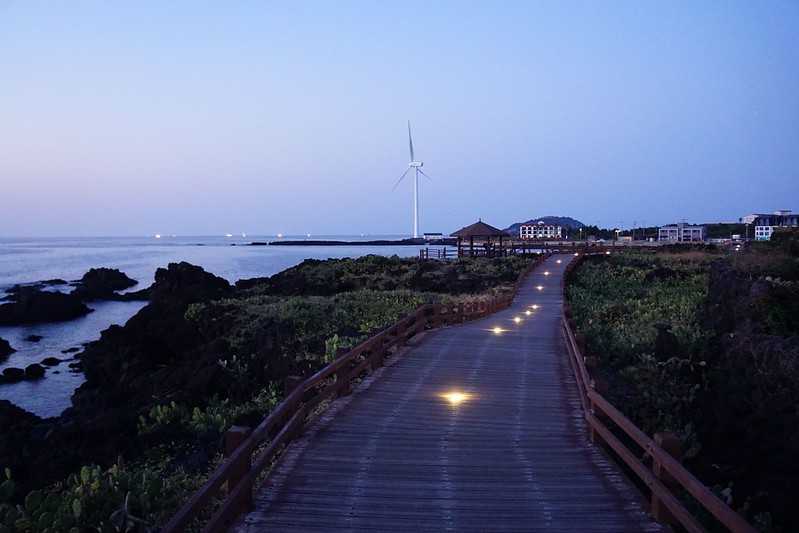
419 169 433 181
408 120 415 161
391 167 411 191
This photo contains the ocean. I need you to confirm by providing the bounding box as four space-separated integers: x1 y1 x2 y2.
0 235 442 417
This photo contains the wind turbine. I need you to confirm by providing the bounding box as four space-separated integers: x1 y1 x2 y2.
392 121 432 238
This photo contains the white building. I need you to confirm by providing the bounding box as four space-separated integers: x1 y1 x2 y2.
740 210 798 241
658 223 705 242
520 221 562 240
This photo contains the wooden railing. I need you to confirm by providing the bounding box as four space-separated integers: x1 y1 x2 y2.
561 255 757 533
161 254 547 533
419 247 456 260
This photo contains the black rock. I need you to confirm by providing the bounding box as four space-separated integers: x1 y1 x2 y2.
41 357 62 366
0 337 14 361
0 287 92 325
71 268 138 300
151 262 231 304
26 334 43 342
61 347 81 354
25 364 45 379
2 367 25 382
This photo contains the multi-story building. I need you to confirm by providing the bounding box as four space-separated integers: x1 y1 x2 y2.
520 221 562 240
658 223 705 242
739 210 798 241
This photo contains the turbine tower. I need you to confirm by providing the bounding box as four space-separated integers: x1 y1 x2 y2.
392 121 432 238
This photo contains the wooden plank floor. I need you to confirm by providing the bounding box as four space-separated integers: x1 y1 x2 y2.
237 255 663 532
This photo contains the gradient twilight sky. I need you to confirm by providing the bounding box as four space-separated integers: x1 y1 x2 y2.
1 1 797 237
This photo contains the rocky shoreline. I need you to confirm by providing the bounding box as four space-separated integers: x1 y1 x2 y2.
0 268 150 385
0 255 534 510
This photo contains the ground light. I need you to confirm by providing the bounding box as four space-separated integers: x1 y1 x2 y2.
544 271 550 276
531 304 539 310
525 310 532 316
574 252 579 256
556 259 562 264
606 251 611 255
492 327 504 334
536 285 544 291
440 391 470 406
513 316 522 324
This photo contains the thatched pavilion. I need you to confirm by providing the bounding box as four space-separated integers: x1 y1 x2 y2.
451 220 508 257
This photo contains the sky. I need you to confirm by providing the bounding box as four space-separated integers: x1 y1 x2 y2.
1 1 798 237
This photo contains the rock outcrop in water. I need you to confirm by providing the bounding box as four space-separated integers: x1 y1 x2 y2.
71 268 138 300
0 287 92 325
0 262 237 492
0 336 14 361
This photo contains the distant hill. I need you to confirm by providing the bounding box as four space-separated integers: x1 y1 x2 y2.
504 216 585 236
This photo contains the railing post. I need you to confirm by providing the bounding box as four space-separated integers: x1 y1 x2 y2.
336 367 352 397
225 425 253 515
651 432 682 524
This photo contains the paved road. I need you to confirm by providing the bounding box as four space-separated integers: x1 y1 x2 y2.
238 255 663 532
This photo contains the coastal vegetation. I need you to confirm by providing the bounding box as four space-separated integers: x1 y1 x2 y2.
565 232 799 532
0 254 535 532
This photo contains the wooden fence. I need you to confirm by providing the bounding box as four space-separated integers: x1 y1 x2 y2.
561 255 757 533
161 254 547 533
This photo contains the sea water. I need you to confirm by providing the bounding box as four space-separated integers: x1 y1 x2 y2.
0 235 441 416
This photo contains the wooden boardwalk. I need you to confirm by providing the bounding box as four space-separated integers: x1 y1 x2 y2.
237 256 663 532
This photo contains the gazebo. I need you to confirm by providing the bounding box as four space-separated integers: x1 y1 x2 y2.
451 220 508 257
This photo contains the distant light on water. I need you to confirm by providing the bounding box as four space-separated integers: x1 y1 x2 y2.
277 233 284 238
154 234 161 239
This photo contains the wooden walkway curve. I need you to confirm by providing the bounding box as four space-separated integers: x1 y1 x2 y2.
236 256 664 532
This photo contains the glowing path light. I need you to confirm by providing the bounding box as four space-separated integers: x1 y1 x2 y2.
556 259 562 264
606 251 611 255
492 327 505 335
574 252 579 256
544 271 550 276
525 310 532 316
440 391 471 406
531 304 539 310
536 285 544 291
513 316 522 324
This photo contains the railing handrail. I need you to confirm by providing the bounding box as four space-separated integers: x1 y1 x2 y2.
561 254 757 533
161 253 547 533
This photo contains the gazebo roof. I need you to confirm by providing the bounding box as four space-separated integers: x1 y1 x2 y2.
450 220 506 238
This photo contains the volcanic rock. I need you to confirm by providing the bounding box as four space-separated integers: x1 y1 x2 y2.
0 337 14 361
0 287 91 325
25 364 45 379
2 367 25 382
71 268 138 300
41 357 62 366
26 334 43 342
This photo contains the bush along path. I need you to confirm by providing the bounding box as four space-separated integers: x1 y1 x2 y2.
0 254 538 533
565 240 799 533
